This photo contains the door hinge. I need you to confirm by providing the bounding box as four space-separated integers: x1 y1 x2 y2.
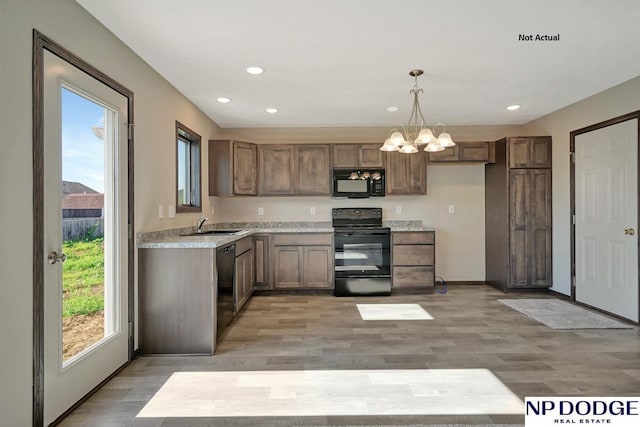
128 223 133 239
572 276 576 289
127 123 135 140
572 214 576 225
570 151 575 163
128 322 133 338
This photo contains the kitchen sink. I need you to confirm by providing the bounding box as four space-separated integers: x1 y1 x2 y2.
182 230 243 236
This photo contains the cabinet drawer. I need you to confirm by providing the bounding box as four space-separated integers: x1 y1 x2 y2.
393 232 434 245
393 266 435 287
273 233 333 246
235 236 252 255
393 245 434 266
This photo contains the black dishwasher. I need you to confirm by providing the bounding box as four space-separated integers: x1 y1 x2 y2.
216 243 235 341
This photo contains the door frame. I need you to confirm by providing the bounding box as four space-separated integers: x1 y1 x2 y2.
569 110 640 321
32 30 135 426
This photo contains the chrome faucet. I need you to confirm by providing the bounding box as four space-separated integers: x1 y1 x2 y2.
196 215 208 233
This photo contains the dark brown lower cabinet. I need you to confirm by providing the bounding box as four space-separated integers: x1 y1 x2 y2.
138 248 216 355
391 231 435 291
272 233 333 289
253 234 270 289
235 237 254 312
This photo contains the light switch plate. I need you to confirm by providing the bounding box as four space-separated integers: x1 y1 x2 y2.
448 204 455 214
168 205 176 218
395 205 402 215
310 207 316 216
158 205 164 219
258 207 264 216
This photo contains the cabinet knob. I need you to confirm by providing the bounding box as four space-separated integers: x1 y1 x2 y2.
624 228 635 236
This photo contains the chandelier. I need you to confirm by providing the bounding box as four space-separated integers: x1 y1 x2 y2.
379 69 454 154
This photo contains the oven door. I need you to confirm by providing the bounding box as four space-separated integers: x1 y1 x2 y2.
334 230 391 277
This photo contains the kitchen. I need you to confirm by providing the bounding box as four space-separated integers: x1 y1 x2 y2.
2 1 640 426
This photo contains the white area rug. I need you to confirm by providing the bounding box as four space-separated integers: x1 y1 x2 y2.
499 299 632 329
356 303 434 320
137 369 524 418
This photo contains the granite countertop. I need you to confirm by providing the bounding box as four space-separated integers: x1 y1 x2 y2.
137 221 434 249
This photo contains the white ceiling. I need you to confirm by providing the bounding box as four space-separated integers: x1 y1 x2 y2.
76 0 640 128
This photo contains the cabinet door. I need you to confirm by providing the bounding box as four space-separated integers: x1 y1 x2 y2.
234 252 246 311
259 145 295 195
508 138 531 168
273 246 302 288
407 152 426 194
253 235 270 288
386 151 408 194
296 145 331 195
332 144 359 167
233 142 257 195
428 146 458 162
243 249 254 301
458 142 492 162
509 137 551 168
302 246 333 288
359 144 385 168
529 137 552 168
529 169 552 287
509 170 530 287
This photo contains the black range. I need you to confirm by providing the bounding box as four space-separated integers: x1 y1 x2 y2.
332 207 391 296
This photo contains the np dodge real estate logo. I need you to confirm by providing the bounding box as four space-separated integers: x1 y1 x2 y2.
525 397 640 426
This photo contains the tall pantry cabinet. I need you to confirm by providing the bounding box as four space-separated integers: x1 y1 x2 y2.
485 137 552 292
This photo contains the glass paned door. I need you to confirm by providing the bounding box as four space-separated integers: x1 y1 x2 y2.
43 51 129 424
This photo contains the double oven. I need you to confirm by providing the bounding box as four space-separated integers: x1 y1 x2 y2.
333 208 391 296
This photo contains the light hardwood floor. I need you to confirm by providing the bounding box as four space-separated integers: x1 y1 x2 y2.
58 285 640 427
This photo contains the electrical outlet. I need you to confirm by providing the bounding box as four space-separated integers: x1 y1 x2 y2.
448 204 455 214
258 207 264 216
210 206 215 215
168 205 176 218
158 205 164 219
310 207 316 216
395 205 402 215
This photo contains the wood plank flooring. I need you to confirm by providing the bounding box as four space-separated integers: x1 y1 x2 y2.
58 285 640 427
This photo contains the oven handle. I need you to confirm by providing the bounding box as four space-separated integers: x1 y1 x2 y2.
335 231 390 236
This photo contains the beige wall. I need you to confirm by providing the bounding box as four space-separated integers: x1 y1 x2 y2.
0 0 221 424
524 75 640 295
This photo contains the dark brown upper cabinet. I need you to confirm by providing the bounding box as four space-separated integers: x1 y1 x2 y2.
386 151 426 195
508 137 551 168
296 145 331 195
258 144 331 195
332 143 385 168
258 145 296 195
209 140 258 196
427 141 495 164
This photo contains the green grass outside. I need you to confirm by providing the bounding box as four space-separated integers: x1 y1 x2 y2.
62 237 104 317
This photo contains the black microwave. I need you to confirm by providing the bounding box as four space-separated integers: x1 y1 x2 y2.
332 168 385 198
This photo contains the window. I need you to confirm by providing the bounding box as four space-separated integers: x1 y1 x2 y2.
176 121 201 212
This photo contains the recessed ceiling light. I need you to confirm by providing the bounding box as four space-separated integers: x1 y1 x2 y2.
266 108 278 114
216 97 231 103
386 106 399 112
506 104 521 111
246 66 264 75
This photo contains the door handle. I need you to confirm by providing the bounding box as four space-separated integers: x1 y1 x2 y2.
624 228 636 235
48 251 67 265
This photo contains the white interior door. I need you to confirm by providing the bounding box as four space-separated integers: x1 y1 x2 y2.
575 118 638 321
43 51 129 424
